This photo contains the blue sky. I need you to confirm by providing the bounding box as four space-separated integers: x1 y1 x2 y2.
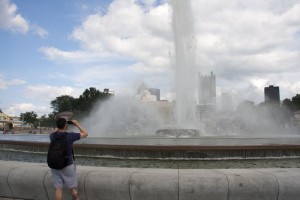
1 0 300 117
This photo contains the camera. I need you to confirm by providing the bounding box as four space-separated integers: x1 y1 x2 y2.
67 120 74 124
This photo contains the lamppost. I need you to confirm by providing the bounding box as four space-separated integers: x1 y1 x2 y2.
21 115 24 131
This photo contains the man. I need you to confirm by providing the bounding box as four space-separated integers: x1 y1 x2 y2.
49 118 88 200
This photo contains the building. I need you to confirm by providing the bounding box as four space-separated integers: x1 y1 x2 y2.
148 88 160 101
0 110 11 130
198 72 216 106
0 110 10 121
197 72 216 120
103 88 114 95
134 83 171 123
264 85 280 103
135 83 160 101
0 110 23 131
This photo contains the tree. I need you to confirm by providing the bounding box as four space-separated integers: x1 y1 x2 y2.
282 98 293 109
282 94 300 112
282 98 295 114
50 95 75 113
49 87 113 119
39 113 57 128
292 94 300 111
20 111 38 126
74 87 112 117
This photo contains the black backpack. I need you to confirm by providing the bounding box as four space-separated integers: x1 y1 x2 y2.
47 132 69 169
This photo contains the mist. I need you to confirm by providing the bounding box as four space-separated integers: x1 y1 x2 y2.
206 101 294 135
81 96 164 137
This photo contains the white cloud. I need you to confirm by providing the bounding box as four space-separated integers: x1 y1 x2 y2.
280 3 300 26
0 78 26 89
192 2 298 57
25 85 80 101
39 0 300 103
2 0 300 118
3 103 51 117
0 0 29 33
41 0 171 72
2 85 86 117
190 0 300 101
39 47 87 61
0 0 49 38
38 47 112 63
31 24 49 39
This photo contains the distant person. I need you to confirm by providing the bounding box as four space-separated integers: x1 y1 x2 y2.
48 118 88 200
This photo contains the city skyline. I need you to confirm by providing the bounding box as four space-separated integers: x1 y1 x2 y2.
1 0 300 117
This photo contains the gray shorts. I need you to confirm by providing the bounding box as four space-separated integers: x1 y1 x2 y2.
51 164 77 189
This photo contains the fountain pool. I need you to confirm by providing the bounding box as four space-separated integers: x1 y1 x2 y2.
1 134 300 169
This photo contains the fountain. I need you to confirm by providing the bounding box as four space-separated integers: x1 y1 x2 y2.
153 0 201 137
172 0 198 128
1 0 300 165
2 2 300 199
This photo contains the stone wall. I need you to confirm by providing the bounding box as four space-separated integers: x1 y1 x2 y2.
1 160 300 200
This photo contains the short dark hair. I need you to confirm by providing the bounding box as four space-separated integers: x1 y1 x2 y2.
56 118 67 129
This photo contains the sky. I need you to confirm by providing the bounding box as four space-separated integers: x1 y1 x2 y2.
0 0 300 117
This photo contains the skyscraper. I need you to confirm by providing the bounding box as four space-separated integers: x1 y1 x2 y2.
148 88 160 101
264 85 280 103
198 72 216 106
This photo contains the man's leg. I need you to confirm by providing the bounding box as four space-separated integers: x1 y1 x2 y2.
70 187 80 200
51 169 64 200
54 188 63 200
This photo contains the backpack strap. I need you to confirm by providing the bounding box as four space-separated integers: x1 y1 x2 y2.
72 149 75 161
66 132 75 161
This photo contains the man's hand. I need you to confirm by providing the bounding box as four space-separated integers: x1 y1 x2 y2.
70 120 88 139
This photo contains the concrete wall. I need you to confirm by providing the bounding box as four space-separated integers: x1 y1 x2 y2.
1 160 300 200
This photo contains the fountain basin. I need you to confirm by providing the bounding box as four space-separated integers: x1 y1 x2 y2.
1 134 300 160
155 128 200 137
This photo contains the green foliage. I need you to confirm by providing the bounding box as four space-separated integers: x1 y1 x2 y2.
74 87 111 117
234 97 296 132
49 87 112 120
39 113 57 128
292 94 300 111
50 95 75 113
281 94 300 113
20 111 38 125
282 98 294 112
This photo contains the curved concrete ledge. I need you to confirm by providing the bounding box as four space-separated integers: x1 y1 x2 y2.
1 161 300 200
2 140 300 159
